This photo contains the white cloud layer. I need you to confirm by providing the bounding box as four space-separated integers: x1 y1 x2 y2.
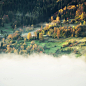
0 53 86 86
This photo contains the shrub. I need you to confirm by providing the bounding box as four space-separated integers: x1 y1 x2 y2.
7 34 13 39
31 41 35 45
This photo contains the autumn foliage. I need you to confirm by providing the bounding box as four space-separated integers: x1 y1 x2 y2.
57 29 60 39
39 33 44 41
27 32 31 40
7 31 21 40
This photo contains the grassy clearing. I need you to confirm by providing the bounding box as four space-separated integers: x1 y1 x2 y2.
12 36 86 57
34 37 86 57
0 23 13 35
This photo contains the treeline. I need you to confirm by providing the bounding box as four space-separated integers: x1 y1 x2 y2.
0 0 86 25
36 22 86 40
0 0 71 25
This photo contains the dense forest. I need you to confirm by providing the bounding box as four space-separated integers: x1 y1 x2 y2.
0 0 86 26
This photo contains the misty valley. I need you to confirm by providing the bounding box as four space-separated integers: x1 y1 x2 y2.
0 0 86 86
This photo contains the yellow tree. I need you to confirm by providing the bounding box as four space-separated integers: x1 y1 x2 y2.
80 12 84 20
63 19 66 23
71 34 74 37
2 38 5 43
75 10 79 19
63 6 67 11
80 22 82 25
7 34 13 39
39 33 44 41
7 45 10 51
41 30 45 34
34 32 37 37
57 29 60 39
47 31 51 36
59 9 63 14
56 16 60 22
27 32 31 40
83 21 86 25
54 27 57 33
24 38 27 43
45 23 49 30
51 16 53 21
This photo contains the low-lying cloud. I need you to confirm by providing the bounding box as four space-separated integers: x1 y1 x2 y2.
0 53 86 86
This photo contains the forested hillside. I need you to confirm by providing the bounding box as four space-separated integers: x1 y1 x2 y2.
0 0 86 26
0 0 86 56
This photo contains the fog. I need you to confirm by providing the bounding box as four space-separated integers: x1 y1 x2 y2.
0 53 86 86
21 22 46 37
21 27 41 37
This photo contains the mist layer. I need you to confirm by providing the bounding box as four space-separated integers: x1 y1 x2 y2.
0 53 86 86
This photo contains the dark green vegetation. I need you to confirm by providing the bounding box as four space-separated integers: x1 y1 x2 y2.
0 0 68 25
0 0 86 26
